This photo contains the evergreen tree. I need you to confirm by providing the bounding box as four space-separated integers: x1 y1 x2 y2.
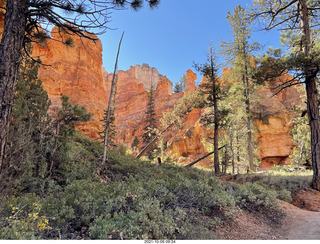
251 0 320 190
196 45 229 174
173 74 187 93
1 46 94 193
4 46 52 193
131 136 140 150
220 5 261 171
290 87 311 167
142 84 157 157
49 95 92 177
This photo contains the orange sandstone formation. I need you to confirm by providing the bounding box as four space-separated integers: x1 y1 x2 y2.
252 74 302 169
104 64 183 148
32 26 108 138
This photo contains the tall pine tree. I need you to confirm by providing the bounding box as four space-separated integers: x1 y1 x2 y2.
142 84 157 157
251 0 320 190
3 46 52 193
220 5 261 171
196 45 229 174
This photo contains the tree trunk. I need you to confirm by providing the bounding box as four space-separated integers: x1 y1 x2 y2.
306 77 320 190
244 64 254 171
102 32 124 165
213 95 220 174
185 144 226 168
136 121 175 159
299 0 320 190
229 132 235 175
0 0 27 171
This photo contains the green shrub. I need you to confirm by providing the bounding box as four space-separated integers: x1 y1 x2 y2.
232 182 280 211
0 194 51 240
89 198 186 240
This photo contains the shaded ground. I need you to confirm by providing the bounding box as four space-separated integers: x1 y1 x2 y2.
216 187 320 240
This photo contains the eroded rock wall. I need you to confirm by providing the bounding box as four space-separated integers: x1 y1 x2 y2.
32 26 107 138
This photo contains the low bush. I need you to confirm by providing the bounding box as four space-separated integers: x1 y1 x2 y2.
0 134 289 240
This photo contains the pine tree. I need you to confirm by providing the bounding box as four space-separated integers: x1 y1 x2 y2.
173 74 187 93
196 44 229 174
131 136 140 150
4 46 52 193
48 95 92 176
142 84 157 157
251 0 320 190
220 5 261 171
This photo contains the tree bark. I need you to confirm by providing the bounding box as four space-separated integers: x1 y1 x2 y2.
244 64 255 171
298 0 320 190
306 77 320 190
229 131 235 175
0 0 27 171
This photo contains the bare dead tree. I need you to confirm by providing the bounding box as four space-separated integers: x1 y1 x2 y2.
185 144 226 168
102 31 124 165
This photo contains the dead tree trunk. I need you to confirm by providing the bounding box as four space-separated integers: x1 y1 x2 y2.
0 0 28 171
185 145 226 168
136 121 175 159
102 32 124 165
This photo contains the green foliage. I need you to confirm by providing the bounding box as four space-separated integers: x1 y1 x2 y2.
53 131 103 184
234 168 313 193
58 95 92 130
232 182 280 212
142 84 158 157
89 198 185 239
3 45 95 195
0 194 51 240
161 90 203 130
0 145 288 240
4 46 52 194
131 136 140 150
220 5 261 172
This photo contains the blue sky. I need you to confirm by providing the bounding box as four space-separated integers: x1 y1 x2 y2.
101 0 281 85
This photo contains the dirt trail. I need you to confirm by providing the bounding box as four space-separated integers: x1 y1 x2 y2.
279 202 320 240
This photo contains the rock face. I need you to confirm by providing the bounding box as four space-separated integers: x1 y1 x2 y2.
104 64 182 148
32 26 108 138
252 74 302 169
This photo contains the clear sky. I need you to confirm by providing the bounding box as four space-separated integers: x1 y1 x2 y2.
101 0 281 85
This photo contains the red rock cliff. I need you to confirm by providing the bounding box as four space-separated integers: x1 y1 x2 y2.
32 26 108 138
